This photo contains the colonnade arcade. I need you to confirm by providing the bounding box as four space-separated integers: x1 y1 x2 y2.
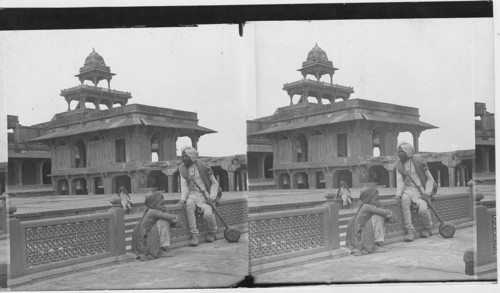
7 159 52 187
275 159 472 190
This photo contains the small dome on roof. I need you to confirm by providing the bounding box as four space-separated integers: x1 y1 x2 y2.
307 43 328 61
84 48 106 66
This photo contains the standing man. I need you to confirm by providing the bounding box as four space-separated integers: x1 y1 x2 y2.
395 141 435 242
178 146 219 247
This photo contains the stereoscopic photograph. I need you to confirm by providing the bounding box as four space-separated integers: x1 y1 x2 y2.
0 2 497 292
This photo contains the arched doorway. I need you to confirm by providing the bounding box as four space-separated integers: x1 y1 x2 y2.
278 173 291 189
93 177 105 194
295 134 308 162
368 165 389 187
21 160 37 185
72 178 88 195
57 179 69 195
337 170 352 188
42 161 52 184
293 172 309 189
74 139 87 168
315 171 326 189
148 170 168 192
114 175 131 194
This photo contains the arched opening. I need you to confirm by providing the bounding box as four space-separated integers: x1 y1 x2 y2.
278 173 291 189
428 161 449 187
42 161 52 184
57 179 69 195
212 166 229 192
100 104 110 110
72 178 88 195
151 132 161 162
337 170 353 188
368 165 389 187
291 95 301 105
247 153 258 179
295 133 308 162
293 172 309 189
176 136 192 157
264 154 274 179
315 171 326 189
489 147 495 172
74 139 87 168
7 161 15 186
114 175 131 194
21 160 36 185
148 170 168 193
307 96 319 104
93 177 105 194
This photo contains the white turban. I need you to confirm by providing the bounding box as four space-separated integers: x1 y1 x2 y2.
181 146 199 161
398 141 415 157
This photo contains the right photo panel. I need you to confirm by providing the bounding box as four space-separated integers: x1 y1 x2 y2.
246 18 495 284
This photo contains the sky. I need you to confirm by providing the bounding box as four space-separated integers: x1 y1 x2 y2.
0 25 252 157
248 18 495 153
0 17 495 161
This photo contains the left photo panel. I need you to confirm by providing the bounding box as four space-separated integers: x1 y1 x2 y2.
0 26 250 290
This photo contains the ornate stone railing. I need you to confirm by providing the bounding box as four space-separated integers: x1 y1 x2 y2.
124 198 248 245
464 205 496 278
283 79 354 92
61 84 132 97
8 142 50 151
249 200 339 272
9 205 125 279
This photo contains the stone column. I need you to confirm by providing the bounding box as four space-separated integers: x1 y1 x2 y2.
238 171 245 191
437 170 441 187
412 131 420 153
167 175 174 193
483 148 490 173
35 162 43 185
448 167 455 187
228 171 235 191
388 170 395 188
86 177 94 195
258 155 266 179
68 178 76 195
308 172 316 189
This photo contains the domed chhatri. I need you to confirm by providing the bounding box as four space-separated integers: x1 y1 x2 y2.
84 48 106 66
307 43 329 61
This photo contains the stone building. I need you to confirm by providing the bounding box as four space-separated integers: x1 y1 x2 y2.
248 44 473 189
25 49 246 195
6 115 52 196
474 102 495 179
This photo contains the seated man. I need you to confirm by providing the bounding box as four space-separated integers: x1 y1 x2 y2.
131 191 180 260
395 141 435 242
178 146 219 247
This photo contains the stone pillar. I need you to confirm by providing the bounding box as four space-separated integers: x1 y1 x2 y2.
288 92 293 105
324 193 341 251
35 161 43 185
87 178 94 195
228 171 235 191
190 136 199 150
388 170 395 188
238 171 245 191
68 178 76 195
309 172 316 189
167 175 174 193
437 170 441 187
109 195 126 255
258 155 266 179
448 167 455 187
412 131 420 153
